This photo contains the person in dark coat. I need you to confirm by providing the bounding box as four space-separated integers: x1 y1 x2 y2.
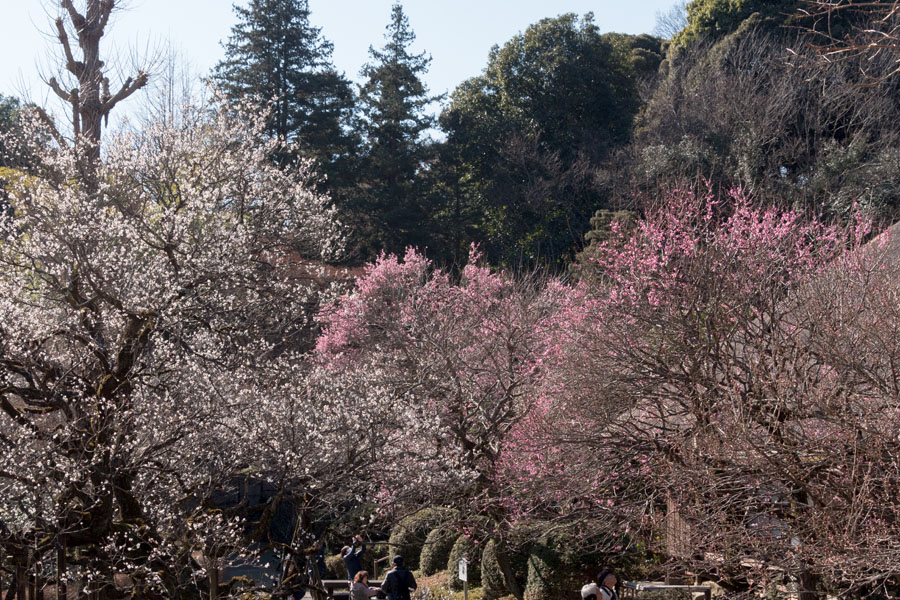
307 543 327 581
342 534 367 581
380 555 417 600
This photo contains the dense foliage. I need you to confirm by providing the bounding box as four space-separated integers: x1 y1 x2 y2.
439 14 661 267
212 0 356 158
0 95 22 168
386 508 456 572
672 0 799 46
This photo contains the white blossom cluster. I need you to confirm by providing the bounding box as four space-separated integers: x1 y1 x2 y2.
0 97 362 595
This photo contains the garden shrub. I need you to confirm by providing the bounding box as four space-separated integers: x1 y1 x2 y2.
325 552 345 579
420 523 459 576
448 534 481 591
480 540 506 600
522 530 631 600
523 537 563 600
388 507 457 571
476 525 535 598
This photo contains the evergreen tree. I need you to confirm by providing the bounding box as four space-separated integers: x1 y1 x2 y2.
212 0 357 173
439 15 655 268
0 94 22 217
672 0 800 47
0 94 22 168
355 3 440 258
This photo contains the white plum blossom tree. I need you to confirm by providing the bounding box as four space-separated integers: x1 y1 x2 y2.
0 93 358 598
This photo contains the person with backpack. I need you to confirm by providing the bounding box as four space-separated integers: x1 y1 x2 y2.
581 568 618 600
380 555 417 600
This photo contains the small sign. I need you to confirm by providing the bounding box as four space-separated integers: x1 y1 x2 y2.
458 557 468 582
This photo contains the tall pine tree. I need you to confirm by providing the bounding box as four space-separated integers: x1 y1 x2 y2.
355 3 439 258
213 0 357 175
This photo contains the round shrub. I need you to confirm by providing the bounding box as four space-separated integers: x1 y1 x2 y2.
480 540 506 600
523 531 614 600
325 552 345 579
447 534 481 591
505 527 537 593
388 507 457 571
420 524 459 576
523 537 562 600
469 526 534 598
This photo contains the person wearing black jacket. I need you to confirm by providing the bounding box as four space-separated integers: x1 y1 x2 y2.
380 556 417 600
342 534 367 581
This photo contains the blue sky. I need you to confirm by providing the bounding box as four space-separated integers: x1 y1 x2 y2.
0 0 679 122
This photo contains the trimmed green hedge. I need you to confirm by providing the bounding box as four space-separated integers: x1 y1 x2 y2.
523 537 563 600
522 531 620 600
448 535 481 591
388 507 457 571
325 552 344 579
420 524 459 576
480 540 506 600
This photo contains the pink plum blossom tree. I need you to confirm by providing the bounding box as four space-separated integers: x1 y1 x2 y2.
500 184 900 597
315 248 564 599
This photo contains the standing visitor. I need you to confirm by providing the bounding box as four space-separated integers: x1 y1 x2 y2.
342 534 367 581
380 555 417 600
581 568 618 600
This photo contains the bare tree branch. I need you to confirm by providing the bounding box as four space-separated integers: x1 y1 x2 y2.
59 0 85 34
101 70 148 116
30 106 68 148
54 17 84 78
47 76 74 103
95 0 115 37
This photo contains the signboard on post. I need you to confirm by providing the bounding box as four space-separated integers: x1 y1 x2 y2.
459 557 469 600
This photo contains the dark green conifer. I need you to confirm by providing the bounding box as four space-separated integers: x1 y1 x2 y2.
354 3 440 258
212 0 357 176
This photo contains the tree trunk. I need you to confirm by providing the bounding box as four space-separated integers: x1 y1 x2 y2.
208 552 219 600
51 0 147 168
309 559 324 600
494 543 524 600
30 564 39 600
15 564 26 600
57 543 67 600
